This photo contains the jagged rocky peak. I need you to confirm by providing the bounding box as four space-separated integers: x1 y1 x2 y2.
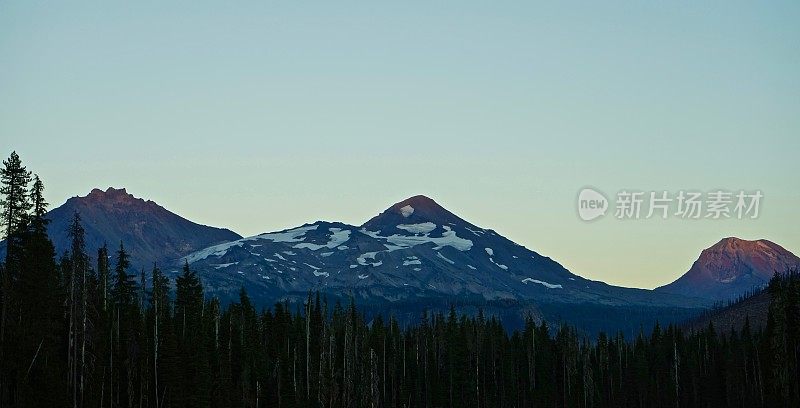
85 186 134 201
32 187 242 269
81 187 159 209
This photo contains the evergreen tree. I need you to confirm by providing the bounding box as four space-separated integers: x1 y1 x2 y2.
66 211 93 408
11 173 67 406
112 242 137 307
0 151 32 257
0 151 32 404
174 260 208 408
110 241 140 408
97 243 110 312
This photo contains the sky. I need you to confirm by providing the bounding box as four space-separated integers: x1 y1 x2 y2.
1 1 798 289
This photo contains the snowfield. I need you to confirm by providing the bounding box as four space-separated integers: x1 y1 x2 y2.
522 278 562 289
399 205 414 217
360 227 473 252
293 228 351 250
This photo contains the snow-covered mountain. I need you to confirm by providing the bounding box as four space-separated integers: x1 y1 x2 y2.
180 195 708 311
657 237 800 301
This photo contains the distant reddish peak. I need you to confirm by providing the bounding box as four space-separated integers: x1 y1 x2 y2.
692 236 799 283
105 187 127 195
658 236 799 300
85 187 133 200
393 195 441 211
705 237 776 254
78 187 161 210
361 194 478 229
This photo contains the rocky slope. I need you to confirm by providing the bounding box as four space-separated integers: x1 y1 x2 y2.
657 237 800 301
1 187 242 269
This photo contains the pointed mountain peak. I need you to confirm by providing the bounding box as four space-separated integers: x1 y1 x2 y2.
361 195 476 230
393 195 446 215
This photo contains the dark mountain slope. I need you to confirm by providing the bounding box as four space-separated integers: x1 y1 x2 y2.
1 187 242 269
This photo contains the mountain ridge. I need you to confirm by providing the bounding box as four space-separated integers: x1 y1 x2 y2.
1 187 242 270
180 195 712 314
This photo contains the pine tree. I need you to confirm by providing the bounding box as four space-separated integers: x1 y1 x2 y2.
110 241 139 408
149 264 169 408
112 242 136 307
29 175 46 233
0 151 32 257
175 260 203 340
0 151 33 404
174 260 209 407
14 173 67 406
97 244 110 312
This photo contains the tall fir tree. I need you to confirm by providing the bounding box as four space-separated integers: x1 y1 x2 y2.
9 172 67 406
110 241 140 408
66 211 93 408
174 260 209 408
0 151 32 257
0 151 33 406
97 243 110 313
112 242 136 307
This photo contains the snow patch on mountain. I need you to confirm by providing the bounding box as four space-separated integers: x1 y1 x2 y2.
490 258 508 270
213 262 238 269
399 205 414 218
357 252 382 266
293 228 351 250
397 222 436 234
186 225 325 263
437 252 455 265
183 241 244 263
522 278 562 289
360 228 473 252
403 256 422 266
466 226 484 236
256 225 318 243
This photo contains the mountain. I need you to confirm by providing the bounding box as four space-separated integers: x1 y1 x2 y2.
180 195 709 333
1 187 242 269
657 237 800 301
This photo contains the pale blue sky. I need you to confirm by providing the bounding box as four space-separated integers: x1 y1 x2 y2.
1 1 798 288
